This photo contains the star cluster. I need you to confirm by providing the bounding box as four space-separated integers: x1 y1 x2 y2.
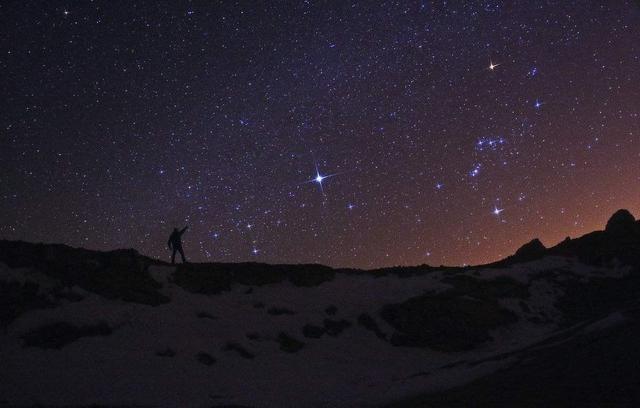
2 1 639 268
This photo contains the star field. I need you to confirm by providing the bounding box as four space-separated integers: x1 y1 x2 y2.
2 1 640 268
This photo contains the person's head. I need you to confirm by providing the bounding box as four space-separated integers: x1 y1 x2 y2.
173 227 179 233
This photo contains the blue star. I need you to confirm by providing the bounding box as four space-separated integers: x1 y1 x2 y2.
469 163 482 177
534 99 543 109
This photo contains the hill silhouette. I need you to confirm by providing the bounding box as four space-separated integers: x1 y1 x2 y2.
1 210 639 406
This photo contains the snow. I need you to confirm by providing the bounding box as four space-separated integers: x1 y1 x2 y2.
0 259 628 407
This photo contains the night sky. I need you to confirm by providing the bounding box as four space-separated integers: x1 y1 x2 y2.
2 1 639 269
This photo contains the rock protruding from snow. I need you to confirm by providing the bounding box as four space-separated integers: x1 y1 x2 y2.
605 209 637 235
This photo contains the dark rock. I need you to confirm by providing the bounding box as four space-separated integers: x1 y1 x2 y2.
267 306 295 316
380 292 518 352
196 352 216 366
246 332 260 340
277 332 304 353
390 308 640 407
325 305 338 315
514 239 546 259
489 210 640 268
549 221 640 267
0 240 168 306
302 324 326 339
554 271 640 325
173 262 335 296
173 263 232 295
605 209 636 235
196 311 217 320
223 342 255 359
323 318 352 337
489 239 547 267
54 287 85 302
253 302 265 309
357 313 387 340
22 321 112 349
0 281 55 327
443 275 530 299
287 267 336 287
156 348 176 357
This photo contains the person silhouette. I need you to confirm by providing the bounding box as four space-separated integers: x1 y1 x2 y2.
168 225 189 264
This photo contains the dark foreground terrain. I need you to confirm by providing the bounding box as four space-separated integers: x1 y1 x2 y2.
1 210 640 407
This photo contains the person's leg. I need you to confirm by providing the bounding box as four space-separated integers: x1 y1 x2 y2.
171 248 176 264
178 247 186 263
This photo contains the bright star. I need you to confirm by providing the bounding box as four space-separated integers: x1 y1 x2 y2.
492 206 504 216
252 247 260 255
304 164 338 194
347 203 355 210
488 60 500 71
534 99 543 109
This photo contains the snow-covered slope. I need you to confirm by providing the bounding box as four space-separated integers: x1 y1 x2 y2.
1 210 640 407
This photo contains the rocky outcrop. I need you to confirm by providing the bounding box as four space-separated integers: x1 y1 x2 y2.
549 210 640 267
0 240 169 316
605 209 637 235
490 210 640 268
380 289 519 352
514 238 546 259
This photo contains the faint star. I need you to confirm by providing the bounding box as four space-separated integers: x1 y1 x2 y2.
469 163 482 177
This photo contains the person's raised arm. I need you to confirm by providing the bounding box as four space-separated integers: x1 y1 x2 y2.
180 225 189 234
167 236 173 249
